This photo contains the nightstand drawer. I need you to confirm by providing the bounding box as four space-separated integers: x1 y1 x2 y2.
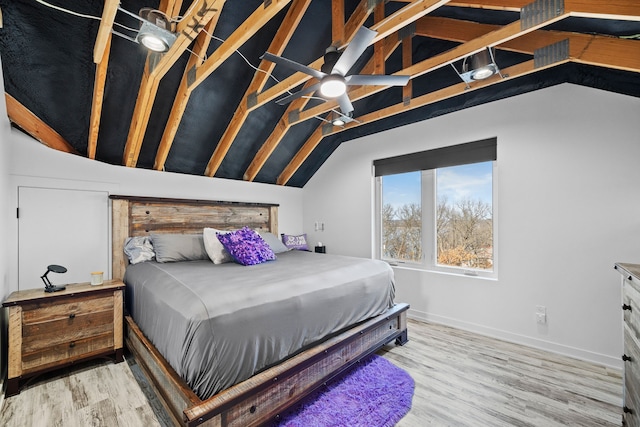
22 332 114 373
22 309 114 353
22 294 114 324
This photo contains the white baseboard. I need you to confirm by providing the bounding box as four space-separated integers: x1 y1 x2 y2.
408 308 623 370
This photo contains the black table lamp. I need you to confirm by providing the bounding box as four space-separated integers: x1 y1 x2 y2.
41 264 67 293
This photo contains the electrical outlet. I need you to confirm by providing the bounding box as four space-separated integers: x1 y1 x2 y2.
536 312 547 324
535 305 546 315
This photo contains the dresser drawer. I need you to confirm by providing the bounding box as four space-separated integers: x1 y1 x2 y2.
624 324 640 427
624 278 640 341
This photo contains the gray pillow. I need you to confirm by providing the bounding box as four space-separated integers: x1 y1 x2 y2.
150 234 208 263
124 236 155 264
258 230 290 254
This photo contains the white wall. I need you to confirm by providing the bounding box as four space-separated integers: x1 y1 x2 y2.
7 130 304 294
0 57 11 400
0 60 10 300
303 84 640 368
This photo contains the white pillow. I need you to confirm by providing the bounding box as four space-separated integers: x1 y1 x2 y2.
203 227 234 264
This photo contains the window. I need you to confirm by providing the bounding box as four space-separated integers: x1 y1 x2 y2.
435 162 493 271
375 139 497 278
380 171 422 262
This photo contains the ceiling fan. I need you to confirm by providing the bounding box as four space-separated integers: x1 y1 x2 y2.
261 26 410 115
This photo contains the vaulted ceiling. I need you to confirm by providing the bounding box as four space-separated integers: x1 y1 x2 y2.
1 0 639 187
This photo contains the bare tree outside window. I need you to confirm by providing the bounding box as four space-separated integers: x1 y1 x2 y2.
436 162 493 270
381 171 421 262
436 197 492 270
380 162 493 271
382 202 422 261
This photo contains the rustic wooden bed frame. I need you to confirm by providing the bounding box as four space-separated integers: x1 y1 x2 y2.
110 195 409 427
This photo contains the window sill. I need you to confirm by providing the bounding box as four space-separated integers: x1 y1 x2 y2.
386 262 498 281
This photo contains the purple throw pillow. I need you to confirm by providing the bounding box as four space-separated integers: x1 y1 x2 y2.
216 227 276 266
281 233 309 251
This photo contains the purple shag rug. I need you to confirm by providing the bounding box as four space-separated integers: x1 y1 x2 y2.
274 355 414 427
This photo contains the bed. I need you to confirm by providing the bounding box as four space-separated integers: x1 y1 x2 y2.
110 195 409 427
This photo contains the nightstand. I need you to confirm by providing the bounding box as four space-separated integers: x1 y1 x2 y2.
2 279 125 397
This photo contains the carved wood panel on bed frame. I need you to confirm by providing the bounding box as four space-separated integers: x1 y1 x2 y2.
110 195 409 427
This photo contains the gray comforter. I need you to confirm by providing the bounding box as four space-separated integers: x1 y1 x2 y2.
124 250 395 399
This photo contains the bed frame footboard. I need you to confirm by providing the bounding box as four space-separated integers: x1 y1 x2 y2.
126 303 409 427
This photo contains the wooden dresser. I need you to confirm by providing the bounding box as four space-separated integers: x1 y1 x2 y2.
2 280 125 397
615 263 640 427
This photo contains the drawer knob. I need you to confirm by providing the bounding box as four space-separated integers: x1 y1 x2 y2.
69 313 76 319
622 304 632 312
624 406 634 414
622 354 633 362
69 342 76 348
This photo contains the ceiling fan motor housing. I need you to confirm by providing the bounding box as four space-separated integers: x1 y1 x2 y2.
322 47 341 74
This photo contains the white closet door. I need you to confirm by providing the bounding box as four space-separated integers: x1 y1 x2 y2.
18 187 109 290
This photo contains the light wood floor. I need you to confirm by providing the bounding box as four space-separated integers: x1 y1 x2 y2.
0 319 623 426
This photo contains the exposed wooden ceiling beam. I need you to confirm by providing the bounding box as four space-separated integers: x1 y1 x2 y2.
566 0 640 20
277 58 549 185
289 0 638 126
6 94 78 154
418 16 640 72
188 0 293 90
373 0 386 76
402 28 413 105
88 0 120 158
570 34 640 72
122 0 220 168
201 0 312 177
276 1 640 185
154 7 224 171
393 0 529 11
242 0 375 182
251 0 451 110
93 0 118 64
332 0 345 46
88 35 111 159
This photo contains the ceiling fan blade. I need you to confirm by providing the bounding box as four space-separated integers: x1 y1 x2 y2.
275 83 321 105
261 52 326 81
332 26 377 76
337 93 354 114
346 74 411 86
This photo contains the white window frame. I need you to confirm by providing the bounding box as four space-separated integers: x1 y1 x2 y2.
376 162 498 280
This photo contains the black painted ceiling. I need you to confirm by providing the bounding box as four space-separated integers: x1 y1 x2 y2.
1 0 639 187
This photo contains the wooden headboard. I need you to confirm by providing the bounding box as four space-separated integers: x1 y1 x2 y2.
110 195 279 280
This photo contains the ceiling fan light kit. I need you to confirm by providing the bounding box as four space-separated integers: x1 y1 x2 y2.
262 26 410 116
320 75 347 98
